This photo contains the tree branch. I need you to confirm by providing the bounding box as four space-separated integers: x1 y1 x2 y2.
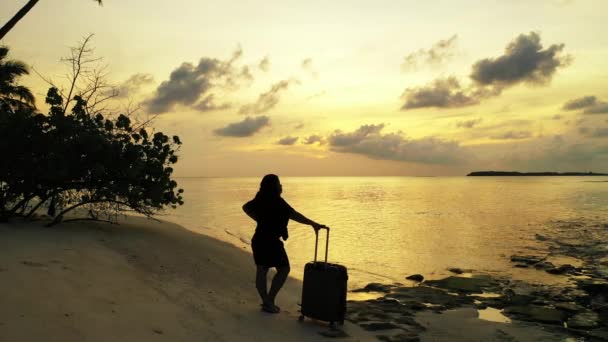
62 34 95 115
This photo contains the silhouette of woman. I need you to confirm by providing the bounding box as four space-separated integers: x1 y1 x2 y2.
243 174 327 314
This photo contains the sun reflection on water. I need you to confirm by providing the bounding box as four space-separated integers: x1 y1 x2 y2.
169 176 608 289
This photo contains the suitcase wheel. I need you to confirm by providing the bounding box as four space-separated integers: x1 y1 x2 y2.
298 315 304 322
329 321 337 330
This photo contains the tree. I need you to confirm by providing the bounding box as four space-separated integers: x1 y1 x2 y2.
40 88 184 226
0 0 103 41
36 34 118 117
0 46 35 110
0 40 184 225
0 102 45 219
0 87 184 225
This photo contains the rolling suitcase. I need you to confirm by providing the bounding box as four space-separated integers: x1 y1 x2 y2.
299 228 348 328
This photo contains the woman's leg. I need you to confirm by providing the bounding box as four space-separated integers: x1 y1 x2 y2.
256 266 269 304
267 265 290 307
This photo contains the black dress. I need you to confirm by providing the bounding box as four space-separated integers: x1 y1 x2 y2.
244 195 294 268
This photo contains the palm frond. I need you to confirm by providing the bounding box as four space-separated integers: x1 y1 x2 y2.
0 60 29 77
11 85 35 105
0 96 34 111
0 47 8 61
0 62 29 87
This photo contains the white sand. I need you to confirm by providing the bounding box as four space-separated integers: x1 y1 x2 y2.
0 217 375 341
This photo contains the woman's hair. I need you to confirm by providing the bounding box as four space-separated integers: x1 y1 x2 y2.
257 174 281 197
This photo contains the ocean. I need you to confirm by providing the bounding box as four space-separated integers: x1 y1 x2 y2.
164 176 608 290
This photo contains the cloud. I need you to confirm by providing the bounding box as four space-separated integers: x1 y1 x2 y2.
277 136 299 145
301 58 313 69
482 119 532 130
552 134 564 144
402 35 458 70
456 118 482 128
238 79 293 115
306 91 326 101
145 48 247 114
304 134 324 145
401 77 480 109
301 57 318 78
490 130 533 140
213 116 270 137
562 95 608 114
329 124 385 146
194 94 230 112
258 56 270 72
590 128 608 138
579 127 608 138
551 144 608 167
145 61 214 114
328 124 467 164
115 73 154 98
240 66 254 82
230 46 243 62
531 141 608 169
490 136 608 172
562 96 597 110
464 119 532 140
401 32 569 110
585 103 608 114
470 32 569 87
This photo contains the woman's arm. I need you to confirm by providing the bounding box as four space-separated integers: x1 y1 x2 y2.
290 210 328 231
242 202 257 221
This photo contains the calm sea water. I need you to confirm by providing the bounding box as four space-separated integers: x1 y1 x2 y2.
163 177 608 290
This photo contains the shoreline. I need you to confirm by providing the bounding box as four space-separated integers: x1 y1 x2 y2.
346 219 608 341
1 216 606 341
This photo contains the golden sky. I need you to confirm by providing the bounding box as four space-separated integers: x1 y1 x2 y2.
2 0 608 176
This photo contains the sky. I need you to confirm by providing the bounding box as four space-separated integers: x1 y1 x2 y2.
1 0 608 176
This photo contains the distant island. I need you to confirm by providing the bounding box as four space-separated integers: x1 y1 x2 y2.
467 171 608 176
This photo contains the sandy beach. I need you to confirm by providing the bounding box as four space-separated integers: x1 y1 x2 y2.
0 217 380 341
2 216 605 341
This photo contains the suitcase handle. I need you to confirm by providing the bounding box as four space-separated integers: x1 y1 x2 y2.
313 228 329 263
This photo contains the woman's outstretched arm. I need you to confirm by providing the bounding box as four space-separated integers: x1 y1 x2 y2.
290 211 328 230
